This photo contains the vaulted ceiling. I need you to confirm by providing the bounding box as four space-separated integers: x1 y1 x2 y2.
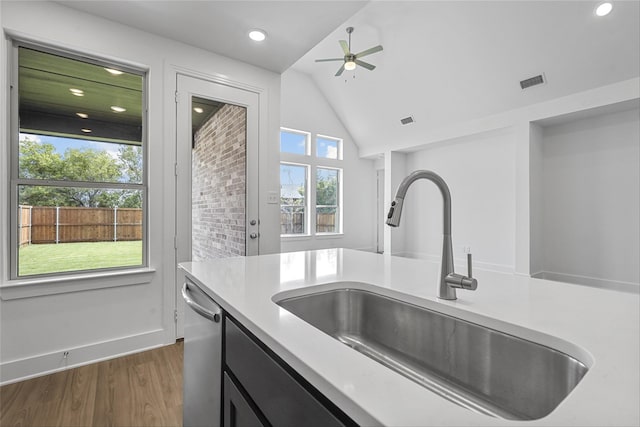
293 1 640 156
56 1 640 156
56 0 368 73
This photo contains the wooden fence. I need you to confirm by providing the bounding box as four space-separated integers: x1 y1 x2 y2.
280 212 336 234
18 205 142 246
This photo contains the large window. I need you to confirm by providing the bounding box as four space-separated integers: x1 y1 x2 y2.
10 44 146 278
279 128 342 237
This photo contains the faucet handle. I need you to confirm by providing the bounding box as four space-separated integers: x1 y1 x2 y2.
445 253 478 291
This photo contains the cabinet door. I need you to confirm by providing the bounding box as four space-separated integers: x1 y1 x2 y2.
223 373 265 427
225 318 348 427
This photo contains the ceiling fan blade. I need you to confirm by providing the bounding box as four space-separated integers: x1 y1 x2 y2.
355 45 383 59
315 58 344 62
339 40 350 55
355 59 376 71
335 64 346 77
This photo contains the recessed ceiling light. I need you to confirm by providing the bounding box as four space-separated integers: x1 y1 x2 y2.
193 107 204 114
81 128 92 133
76 113 89 119
595 2 613 16
110 106 127 113
104 68 124 75
69 88 84 96
249 29 267 42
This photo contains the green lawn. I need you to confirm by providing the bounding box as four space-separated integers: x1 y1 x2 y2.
19 241 143 276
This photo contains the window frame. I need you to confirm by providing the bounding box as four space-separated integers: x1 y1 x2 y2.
279 128 343 239
8 40 149 280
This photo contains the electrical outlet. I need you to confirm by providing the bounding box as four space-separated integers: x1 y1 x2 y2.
63 351 69 359
267 191 279 204
462 245 471 254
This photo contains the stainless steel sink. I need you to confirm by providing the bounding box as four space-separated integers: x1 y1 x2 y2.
275 288 589 421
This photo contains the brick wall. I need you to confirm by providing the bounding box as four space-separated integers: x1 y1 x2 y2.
192 104 246 260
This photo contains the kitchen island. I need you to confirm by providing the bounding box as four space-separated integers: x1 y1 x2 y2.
180 248 640 427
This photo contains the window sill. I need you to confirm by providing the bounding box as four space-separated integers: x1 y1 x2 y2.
0 267 156 300
315 233 344 239
280 233 344 241
281 234 312 241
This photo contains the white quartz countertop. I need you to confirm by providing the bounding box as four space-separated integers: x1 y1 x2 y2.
180 249 640 427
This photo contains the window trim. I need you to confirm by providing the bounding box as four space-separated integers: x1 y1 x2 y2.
8 39 149 280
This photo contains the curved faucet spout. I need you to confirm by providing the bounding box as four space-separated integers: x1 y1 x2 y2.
386 170 451 234
386 170 477 300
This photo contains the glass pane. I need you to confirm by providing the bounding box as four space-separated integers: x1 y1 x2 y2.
19 133 143 184
316 168 339 233
316 136 340 159
19 47 143 144
280 130 308 155
280 164 307 235
17 186 143 276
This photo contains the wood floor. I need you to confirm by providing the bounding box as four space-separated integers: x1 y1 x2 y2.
0 341 183 427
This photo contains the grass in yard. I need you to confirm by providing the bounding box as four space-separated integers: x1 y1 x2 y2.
19 241 143 276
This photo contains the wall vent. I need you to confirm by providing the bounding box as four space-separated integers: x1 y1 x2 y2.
400 116 415 125
520 74 545 90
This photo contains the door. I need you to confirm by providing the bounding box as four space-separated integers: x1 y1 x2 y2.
175 74 260 338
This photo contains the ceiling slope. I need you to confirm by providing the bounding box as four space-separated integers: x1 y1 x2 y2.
56 0 368 73
292 1 640 156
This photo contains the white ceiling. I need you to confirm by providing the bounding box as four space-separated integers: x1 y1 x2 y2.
293 1 640 155
56 0 367 73
56 1 639 156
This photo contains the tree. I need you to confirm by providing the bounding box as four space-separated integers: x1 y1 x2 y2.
315 172 337 214
115 145 143 208
18 136 143 208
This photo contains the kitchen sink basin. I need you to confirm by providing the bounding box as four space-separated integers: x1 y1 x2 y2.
275 287 589 420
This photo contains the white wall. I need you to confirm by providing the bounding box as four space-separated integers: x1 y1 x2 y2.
395 128 516 273
279 69 376 253
0 0 280 384
533 107 640 290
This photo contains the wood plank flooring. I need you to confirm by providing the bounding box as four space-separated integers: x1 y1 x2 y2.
0 341 183 427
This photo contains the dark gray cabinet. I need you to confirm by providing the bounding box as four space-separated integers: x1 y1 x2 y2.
223 316 356 427
223 372 265 427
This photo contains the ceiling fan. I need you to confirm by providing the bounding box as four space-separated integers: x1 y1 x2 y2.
315 27 383 77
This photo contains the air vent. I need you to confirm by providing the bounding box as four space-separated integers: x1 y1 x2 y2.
400 116 415 125
520 74 545 90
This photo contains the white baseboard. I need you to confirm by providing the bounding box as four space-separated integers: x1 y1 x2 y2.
531 271 640 294
0 329 168 386
393 251 514 274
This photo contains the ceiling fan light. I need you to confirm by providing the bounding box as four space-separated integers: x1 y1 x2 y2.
344 61 357 71
249 29 267 42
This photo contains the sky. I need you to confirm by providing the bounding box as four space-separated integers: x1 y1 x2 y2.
20 133 122 159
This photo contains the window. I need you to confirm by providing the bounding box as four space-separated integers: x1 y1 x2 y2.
316 135 341 159
280 128 309 155
280 163 308 235
316 168 340 233
10 43 146 278
279 128 342 237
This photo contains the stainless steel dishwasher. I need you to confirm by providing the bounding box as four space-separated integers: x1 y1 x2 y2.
182 280 223 427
